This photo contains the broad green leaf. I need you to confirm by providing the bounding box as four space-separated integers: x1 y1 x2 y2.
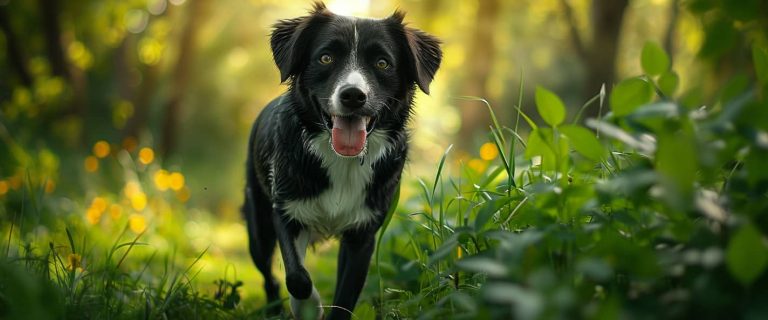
475 198 517 231
610 78 654 116
625 102 680 132
576 259 613 282
353 302 376 320
641 42 670 76
719 74 750 105
525 129 549 159
427 237 458 266
656 129 698 208
754 45 768 87
448 292 477 313
525 129 557 172
657 71 679 96
525 128 570 173
726 223 768 286
535 86 566 127
455 257 509 277
560 125 606 161
699 18 737 59
483 283 543 320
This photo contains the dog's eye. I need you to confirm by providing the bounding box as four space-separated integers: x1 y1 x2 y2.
376 59 390 70
319 54 333 65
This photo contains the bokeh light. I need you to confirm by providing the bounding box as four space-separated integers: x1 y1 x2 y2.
129 214 147 234
93 141 111 158
169 172 185 191
84 156 99 172
139 147 155 165
479 142 499 161
154 170 170 191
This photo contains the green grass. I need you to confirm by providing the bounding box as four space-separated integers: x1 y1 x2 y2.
2 42 768 319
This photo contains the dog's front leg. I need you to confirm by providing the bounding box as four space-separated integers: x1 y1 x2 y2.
328 230 376 320
270 205 322 319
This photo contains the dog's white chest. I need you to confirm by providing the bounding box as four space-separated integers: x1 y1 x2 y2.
283 131 392 235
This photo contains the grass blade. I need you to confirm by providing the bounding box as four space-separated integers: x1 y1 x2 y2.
376 183 400 317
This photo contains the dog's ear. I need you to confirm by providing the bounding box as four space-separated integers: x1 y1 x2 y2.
271 2 332 83
388 10 442 94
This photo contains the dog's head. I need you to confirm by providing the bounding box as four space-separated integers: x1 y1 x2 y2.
270 2 441 157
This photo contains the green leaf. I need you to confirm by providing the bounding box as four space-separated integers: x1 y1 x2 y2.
656 128 698 208
475 198 514 231
641 42 670 76
535 86 566 127
525 129 549 159
754 45 768 87
455 257 509 277
353 302 376 320
483 283 543 320
526 128 568 172
726 223 768 286
427 237 458 266
560 125 606 161
657 71 679 97
610 78 654 116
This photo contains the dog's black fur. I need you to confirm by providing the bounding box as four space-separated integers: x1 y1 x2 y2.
243 3 440 319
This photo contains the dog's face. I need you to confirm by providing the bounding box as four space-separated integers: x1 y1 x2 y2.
270 3 441 157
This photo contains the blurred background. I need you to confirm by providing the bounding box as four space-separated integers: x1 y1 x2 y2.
2 0 760 213
1 0 765 309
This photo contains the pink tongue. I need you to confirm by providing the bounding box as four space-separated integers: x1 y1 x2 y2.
331 116 367 156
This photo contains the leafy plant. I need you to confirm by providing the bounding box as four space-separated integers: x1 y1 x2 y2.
373 40 768 319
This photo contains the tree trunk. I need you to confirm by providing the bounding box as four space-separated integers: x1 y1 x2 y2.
0 6 32 87
38 0 68 79
583 0 629 108
457 0 500 151
562 0 630 120
159 0 208 158
122 8 168 142
122 45 160 141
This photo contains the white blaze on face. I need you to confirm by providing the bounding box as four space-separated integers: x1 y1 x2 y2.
327 23 374 157
329 24 370 115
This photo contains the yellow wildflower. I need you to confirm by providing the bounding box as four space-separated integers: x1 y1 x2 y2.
130 192 147 211
93 140 110 158
129 214 147 234
154 170 170 191
479 142 499 161
67 253 82 271
139 147 154 165
169 172 185 191
84 156 99 172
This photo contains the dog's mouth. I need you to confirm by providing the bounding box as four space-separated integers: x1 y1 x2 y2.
325 114 376 157
311 94 377 157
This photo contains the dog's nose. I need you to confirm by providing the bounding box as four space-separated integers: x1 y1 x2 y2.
339 86 366 109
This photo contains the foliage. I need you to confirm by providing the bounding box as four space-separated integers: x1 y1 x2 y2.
2 0 768 319
370 41 768 319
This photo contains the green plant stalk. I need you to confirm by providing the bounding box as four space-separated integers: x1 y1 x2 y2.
376 184 400 317
571 91 602 124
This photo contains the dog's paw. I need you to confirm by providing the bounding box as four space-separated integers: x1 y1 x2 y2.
286 268 313 299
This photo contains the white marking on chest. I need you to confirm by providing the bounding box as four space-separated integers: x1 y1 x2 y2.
283 130 392 235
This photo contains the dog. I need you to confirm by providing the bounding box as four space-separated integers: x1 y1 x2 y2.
242 2 441 319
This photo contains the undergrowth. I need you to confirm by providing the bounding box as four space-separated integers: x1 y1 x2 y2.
2 42 768 319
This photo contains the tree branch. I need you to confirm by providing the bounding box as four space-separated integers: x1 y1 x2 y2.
664 0 680 62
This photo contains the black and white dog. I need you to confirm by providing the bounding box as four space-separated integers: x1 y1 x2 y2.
242 2 441 319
